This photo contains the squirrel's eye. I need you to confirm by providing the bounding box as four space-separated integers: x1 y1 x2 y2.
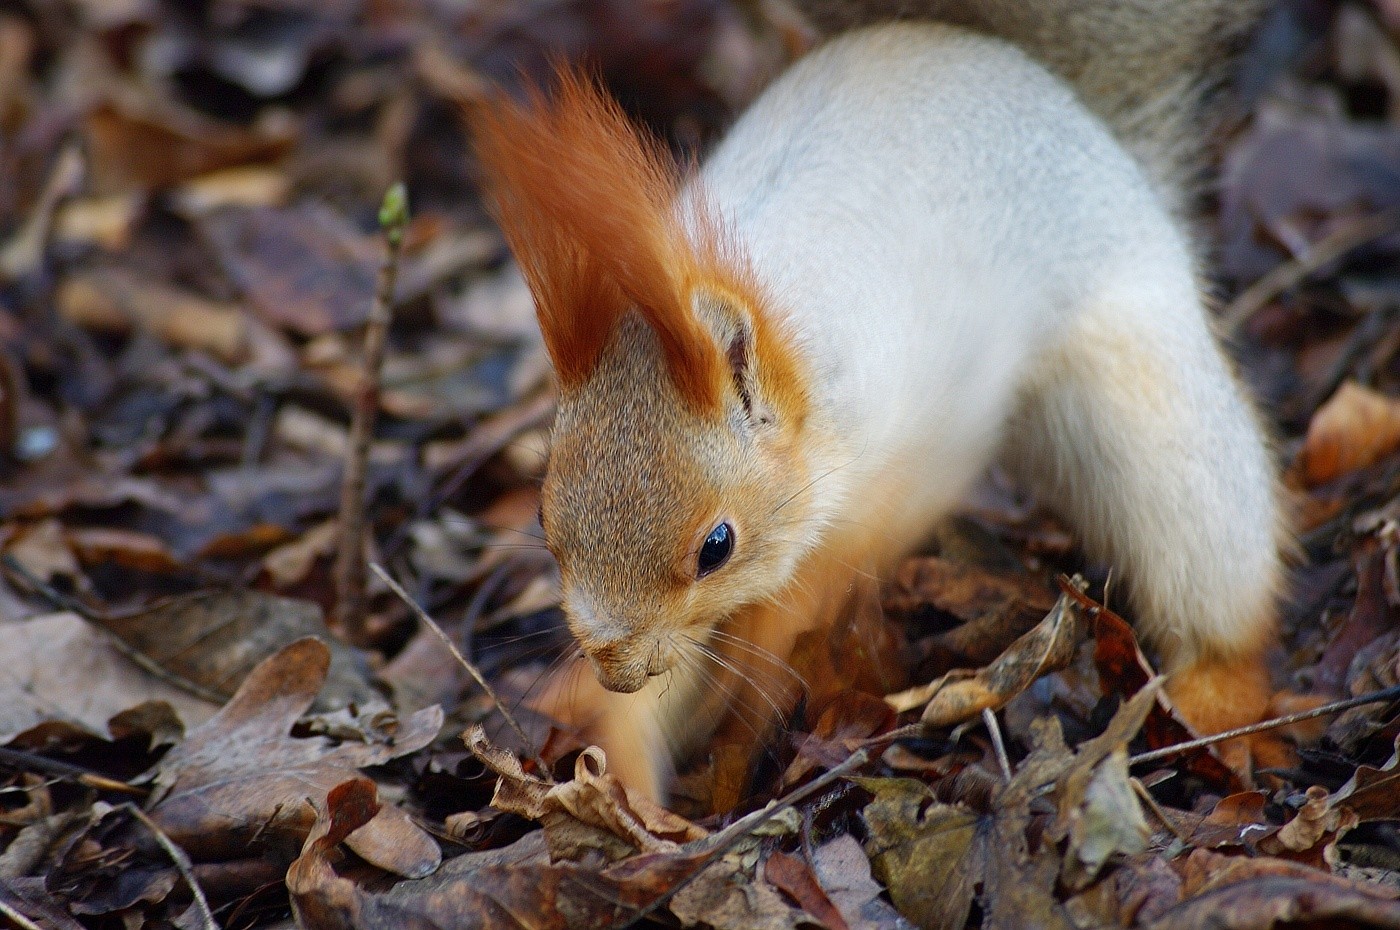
697 522 734 577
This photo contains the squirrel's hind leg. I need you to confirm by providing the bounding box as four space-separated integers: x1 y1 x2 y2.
1002 291 1287 757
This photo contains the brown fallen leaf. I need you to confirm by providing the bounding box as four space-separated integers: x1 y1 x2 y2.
0 612 219 742
65 526 184 575
3 517 88 593
467 726 707 863
765 850 851 930
144 638 442 878
97 589 376 708
1267 784 1358 860
1297 381 1400 486
886 590 1087 727
886 556 1057 669
1145 867 1400 929
812 834 907 930
288 778 686 930
198 203 379 335
55 266 249 362
1187 792 1273 850
84 97 296 196
668 852 815 930
860 776 985 930
1326 733 1400 824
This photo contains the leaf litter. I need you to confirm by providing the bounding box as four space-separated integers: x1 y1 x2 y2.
2 0 1400 928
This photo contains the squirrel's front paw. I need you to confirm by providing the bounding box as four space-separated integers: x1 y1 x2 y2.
1164 652 1297 780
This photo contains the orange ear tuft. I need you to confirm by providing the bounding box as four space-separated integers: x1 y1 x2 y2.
469 67 726 412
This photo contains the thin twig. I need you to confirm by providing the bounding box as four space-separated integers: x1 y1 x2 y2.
335 182 410 645
1131 776 1190 844
1222 209 1400 334
983 708 1013 783
0 554 228 704
123 803 218 930
0 746 147 796
0 901 45 930
0 143 84 281
1129 682 1400 767
371 561 551 776
612 748 870 930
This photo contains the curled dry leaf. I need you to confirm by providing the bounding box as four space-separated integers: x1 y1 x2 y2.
289 779 684 930
1270 784 1358 857
145 638 442 878
886 591 1087 727
1323 733 1400 824
1298 381 1400 486
668 853 815 930
466 725 706 862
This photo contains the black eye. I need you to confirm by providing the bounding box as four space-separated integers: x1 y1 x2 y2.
697 522 734 577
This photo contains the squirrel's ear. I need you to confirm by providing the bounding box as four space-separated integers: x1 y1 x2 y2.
694 290 762 420
692 284 809 428
469 67 727 413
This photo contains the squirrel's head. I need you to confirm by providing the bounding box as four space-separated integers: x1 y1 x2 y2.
472 68 816 692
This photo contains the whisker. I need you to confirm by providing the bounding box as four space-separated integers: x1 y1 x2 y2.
770 440 871 517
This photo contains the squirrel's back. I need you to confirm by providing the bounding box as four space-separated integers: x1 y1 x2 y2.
695 20 1214 561
790 0 1265 215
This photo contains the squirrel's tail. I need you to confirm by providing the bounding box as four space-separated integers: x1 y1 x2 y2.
790 0 1265 214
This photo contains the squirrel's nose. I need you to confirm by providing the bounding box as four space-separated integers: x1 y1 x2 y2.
587 648 649 693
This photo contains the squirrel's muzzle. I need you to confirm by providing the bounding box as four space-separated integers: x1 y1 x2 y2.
586 641 671 693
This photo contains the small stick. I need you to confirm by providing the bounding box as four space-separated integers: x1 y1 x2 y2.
983 708 1013 783
371 561 551 777
0 747 147 797
0 143 84 281
0 901 45 930
123 803 217 930
1130 776 1190 844
1129 682 1400 767
0 554 227 704
1222 209 1400 334
335 183 410 645
612 748 870 930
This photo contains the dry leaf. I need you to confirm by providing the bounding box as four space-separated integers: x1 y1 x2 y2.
198 204 378 335
96 589 375 707
289 780 682 930
146 638 442 878
861 777 984 930
0 612 218 742
1298 381 1400 486
886 591 1086 726
467 726 707 861
55 267 248 362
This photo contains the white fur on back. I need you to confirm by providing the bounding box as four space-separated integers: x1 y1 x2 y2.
691 23 1279 664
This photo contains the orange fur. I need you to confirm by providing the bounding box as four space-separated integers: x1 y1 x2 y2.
471 67 764 416
533 503 901 802
1165 649 1286 775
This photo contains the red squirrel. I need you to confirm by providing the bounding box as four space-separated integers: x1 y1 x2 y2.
472 0 1286 800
